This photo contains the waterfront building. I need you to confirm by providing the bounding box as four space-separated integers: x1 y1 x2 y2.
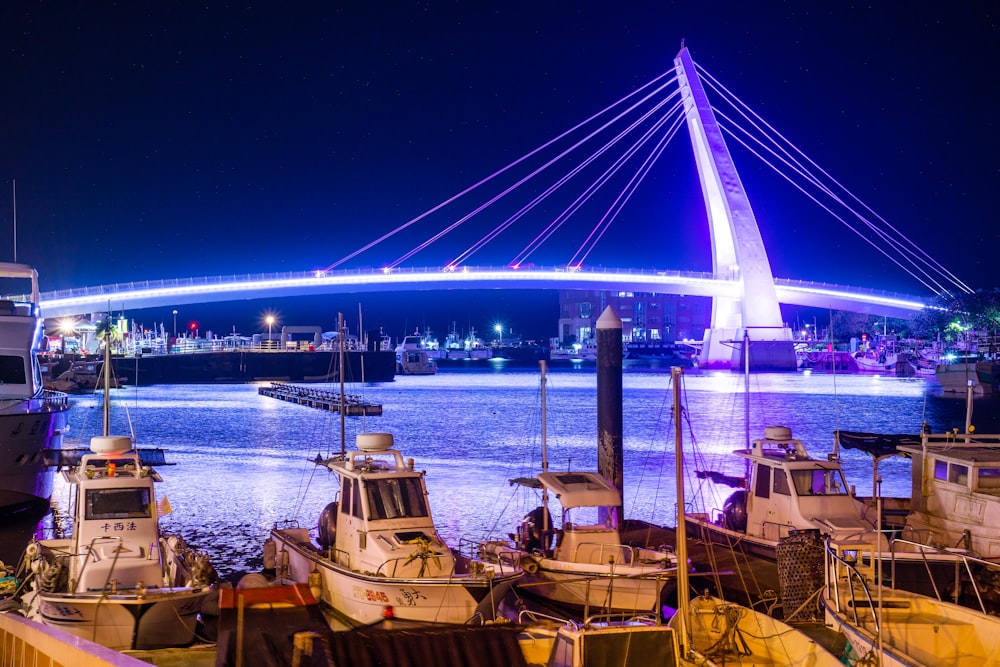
556 290 711 346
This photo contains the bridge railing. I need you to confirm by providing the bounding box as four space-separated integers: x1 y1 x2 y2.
38 265 723 300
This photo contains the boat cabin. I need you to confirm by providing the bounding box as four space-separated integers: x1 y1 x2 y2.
321 433 456 577
64 436 166 593
533 471 634 566
730 426 874 543
0 262 43 400
897 433 1000 556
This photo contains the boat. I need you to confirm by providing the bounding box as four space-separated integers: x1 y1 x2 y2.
686 334 958 593
0 262 71 524
479 362 678 615
44 358 126 393
823 538 1000 666
687 425 896 559
19 326 215 650
481 469 678 614
668 367 843 667
935 357 1000 395
267 431 521 625
517 610 682 667
395 332 438 375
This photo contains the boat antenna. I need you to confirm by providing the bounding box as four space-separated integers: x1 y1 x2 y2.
338 312 346 457
11 179 15 262
672 366 690 655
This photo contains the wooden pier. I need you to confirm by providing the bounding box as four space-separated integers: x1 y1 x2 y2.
258 382 383 416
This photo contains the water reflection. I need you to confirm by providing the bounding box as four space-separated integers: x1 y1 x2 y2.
35 368 998 581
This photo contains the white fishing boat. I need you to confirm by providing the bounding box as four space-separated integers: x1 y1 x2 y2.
395 332 438 374
668 366 842 667
483 471 678 615
19 327 214 650
267 434 520 625
0 262 70 523
479 362 678 615
823 540 1000 666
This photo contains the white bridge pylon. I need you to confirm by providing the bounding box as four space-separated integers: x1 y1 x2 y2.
675 47 796 370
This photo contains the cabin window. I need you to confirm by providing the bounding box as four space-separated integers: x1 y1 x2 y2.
366 477 428 520
754 466 771 499
85 487 151 520
790 469 848 496
341 479 352 515
0 356 26 385
934 460 948 481
773 470 791 495
977 467 1000 491
351 478 363 518
948 464 969 486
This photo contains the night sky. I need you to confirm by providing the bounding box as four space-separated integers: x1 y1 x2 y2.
1 3 996 340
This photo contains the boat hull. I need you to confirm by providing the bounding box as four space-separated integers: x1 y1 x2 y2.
30 588 209 651
271 528 518 625
935 361 1000 395
823 586 1000 667
0 396 69 518
521 560 672 614
677 595 841 666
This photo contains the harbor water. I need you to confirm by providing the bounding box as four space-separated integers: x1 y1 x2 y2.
43 366 999 582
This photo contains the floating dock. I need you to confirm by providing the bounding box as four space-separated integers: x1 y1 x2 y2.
259 382 383 416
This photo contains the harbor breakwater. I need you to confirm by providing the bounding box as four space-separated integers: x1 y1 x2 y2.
110 350 396 384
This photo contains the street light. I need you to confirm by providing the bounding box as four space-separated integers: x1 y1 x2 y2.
494 323 503 346
266 315 275 350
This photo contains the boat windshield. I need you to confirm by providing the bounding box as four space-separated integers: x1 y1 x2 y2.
789 468 848 496
85 487 152 520
366 477 428 520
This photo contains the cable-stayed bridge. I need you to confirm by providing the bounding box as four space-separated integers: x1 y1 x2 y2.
39 46 961 369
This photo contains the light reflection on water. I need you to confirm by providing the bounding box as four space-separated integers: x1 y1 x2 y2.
51 367 995 581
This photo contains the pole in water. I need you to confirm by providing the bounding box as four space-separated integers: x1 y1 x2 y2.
596 306 623 514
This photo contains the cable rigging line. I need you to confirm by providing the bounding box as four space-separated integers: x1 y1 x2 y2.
390 74 681 269
449 93 680 268
697 62 972 296
324 69 678 271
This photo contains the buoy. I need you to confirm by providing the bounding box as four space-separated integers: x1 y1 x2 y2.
308 569 322 602
263 539 276 570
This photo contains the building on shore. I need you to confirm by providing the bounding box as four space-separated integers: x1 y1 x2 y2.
556 290 712 347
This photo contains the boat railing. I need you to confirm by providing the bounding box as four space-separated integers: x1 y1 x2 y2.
457 537 518 575
375 551 457 578
823 539 882 633
571 541 638 566
888 537 998 613
323 545 353 570
760 519 798 543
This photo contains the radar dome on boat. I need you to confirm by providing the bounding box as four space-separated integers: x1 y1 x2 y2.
764 426 793 441
356 433 394 452
90 436 132 454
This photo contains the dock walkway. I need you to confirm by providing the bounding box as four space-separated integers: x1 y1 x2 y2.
259 382 382 416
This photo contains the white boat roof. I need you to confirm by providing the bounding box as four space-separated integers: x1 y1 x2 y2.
537 471 622 508
898 433 1000 465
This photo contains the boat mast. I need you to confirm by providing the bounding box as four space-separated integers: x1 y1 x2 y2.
540 360 550 535
338 312 346 457
102 319 112 436
672 365 690 655
743 329 750 450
